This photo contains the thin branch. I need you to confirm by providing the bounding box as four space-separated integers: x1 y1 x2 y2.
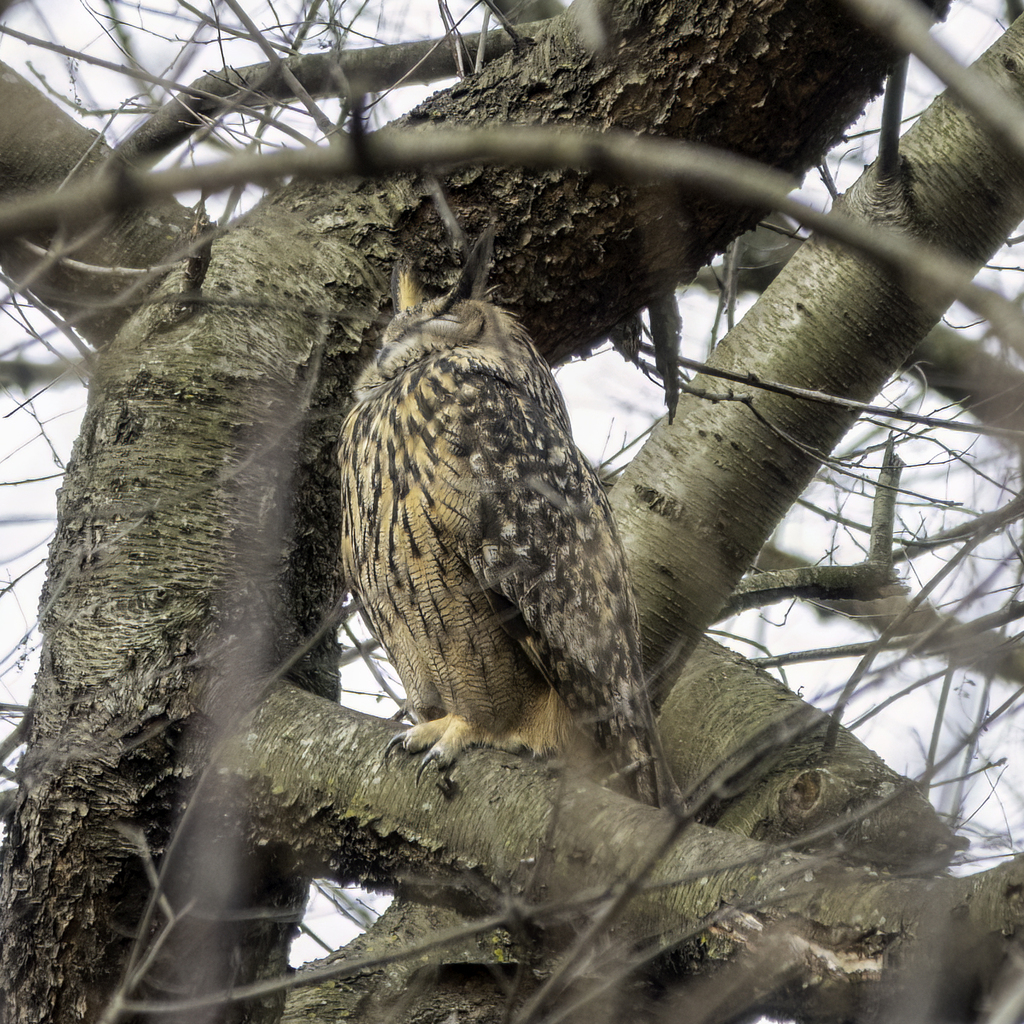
0 126 1021 355
722 562 905 619
824 530 987 748
15 238 175 278
877 55 909 184
897 491 1024 557
842 0 1024 165
221 0 334 137
0 24 325 155
4 17 549 166
750 600 1024 669
867 436 904 568
675 354 1024 441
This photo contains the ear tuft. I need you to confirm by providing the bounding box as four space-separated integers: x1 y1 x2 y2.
450 227 495 303
391 260 426 313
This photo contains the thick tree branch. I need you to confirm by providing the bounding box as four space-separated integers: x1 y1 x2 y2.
0 63 193 346
228 686 1020 1023
658 639 964 866
610 16 1024 688
1 0 940 363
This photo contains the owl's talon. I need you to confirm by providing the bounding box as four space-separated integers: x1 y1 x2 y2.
383 732 408 761
415 748 446 783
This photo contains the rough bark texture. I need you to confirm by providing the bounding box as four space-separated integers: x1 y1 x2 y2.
658 640 962 867
379 0 914 363
0 0 919 356
230 687 1023 1024
2 207 358 1022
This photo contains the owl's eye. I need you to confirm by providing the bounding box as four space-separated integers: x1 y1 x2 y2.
375 316 462 367
422 315 465 336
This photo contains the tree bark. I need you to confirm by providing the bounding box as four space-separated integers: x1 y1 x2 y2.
227 687 1023 1024
0 0 924 355
610 16 1024 681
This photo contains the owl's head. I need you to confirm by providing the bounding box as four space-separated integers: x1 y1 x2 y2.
355 229 522 398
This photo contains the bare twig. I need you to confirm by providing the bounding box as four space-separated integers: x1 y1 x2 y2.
867 436 904 569
0 126 1021 356
842 0 1024 165
824 531 986 749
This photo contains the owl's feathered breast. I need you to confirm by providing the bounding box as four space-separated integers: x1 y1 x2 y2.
340 329 646 735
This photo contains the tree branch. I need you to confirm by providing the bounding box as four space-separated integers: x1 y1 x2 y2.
115 21 551 167
609 14 1024 687
226 686 1020 1022
0 0 946 363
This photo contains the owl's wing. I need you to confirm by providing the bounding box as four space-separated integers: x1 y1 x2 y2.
453 359 663 802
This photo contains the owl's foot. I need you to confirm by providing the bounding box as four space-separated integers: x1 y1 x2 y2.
383 714 487 781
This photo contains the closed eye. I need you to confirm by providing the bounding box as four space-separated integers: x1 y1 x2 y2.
422 315 464 335
374 314 468 368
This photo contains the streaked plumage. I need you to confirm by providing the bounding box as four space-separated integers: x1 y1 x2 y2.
338 235 666 805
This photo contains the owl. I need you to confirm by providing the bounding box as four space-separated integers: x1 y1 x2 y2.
337 233 668 806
